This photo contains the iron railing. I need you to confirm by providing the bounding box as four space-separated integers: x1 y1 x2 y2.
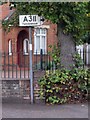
1 49 56 79
1 49 90 79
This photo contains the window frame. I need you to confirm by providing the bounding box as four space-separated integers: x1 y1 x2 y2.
34 28 47 54
23 38 29 55
8 40 12 56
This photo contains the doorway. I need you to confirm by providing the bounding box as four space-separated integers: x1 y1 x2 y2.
17 30 29 67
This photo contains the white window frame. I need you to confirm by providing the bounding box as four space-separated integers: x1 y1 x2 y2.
34 28 47 54
8 40 12 55
23 38 29 55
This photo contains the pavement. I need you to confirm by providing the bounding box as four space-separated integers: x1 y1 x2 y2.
2 102 89 118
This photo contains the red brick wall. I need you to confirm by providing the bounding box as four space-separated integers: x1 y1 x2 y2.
1 3 58 69
0 3 9 20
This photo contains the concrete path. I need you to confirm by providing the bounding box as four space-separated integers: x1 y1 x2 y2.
2 103 88 118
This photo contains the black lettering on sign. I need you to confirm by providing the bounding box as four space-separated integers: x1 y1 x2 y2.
29 16 32 22
23 16 28 22
33 16 36 22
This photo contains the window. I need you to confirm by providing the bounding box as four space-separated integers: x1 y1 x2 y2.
8 40 12 55
23 39 29 55
34 28 47 54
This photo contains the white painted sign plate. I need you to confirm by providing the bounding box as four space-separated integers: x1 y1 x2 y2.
19 15 42 26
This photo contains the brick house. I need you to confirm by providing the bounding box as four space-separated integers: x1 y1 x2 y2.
1 3 58 70
1 3 58 100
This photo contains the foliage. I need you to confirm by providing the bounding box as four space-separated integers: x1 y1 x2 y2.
33 61 52 70
33 44 60 70
73 52 84 68
2 11 18 32
38 68 89 104
2 2 89 44
48 44 61 69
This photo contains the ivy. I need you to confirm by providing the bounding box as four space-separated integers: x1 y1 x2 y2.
2 2 89 44
48 44 61 69
73 52 84 68
38 68 89 104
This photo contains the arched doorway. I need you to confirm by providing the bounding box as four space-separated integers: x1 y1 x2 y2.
17 30 29 67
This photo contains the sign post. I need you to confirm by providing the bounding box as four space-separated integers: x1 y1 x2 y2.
19 15 44 104
29 27 33 104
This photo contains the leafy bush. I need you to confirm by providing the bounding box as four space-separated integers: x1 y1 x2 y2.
38 68 89 104
73 52 84 68
48 44 61 69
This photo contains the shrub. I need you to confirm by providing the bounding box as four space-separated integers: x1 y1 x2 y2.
38 68 89 104
73 52 84 68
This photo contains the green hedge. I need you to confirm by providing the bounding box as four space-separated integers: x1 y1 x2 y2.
38 68 89 104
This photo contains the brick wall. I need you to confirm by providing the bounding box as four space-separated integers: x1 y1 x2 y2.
1 3 58 69
2 80 41 103
2 71 45 103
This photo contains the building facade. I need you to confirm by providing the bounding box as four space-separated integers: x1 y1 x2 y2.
1 3 58 70
1 3 58 101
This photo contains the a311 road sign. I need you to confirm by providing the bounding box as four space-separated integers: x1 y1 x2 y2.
19 15 43 26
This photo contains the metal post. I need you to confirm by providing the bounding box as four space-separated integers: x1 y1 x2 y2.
40 49 43 70
29 27 34 104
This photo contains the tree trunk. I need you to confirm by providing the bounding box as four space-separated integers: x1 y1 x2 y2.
57 23 76 70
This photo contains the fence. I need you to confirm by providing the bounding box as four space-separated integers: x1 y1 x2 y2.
1 49 57 80
1 47 90 102
1 49 56 101
76 44 90 67
1 46 90 79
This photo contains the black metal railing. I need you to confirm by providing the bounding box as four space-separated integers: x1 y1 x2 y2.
1 50 56 79
1 49 90 79
1 52 30 79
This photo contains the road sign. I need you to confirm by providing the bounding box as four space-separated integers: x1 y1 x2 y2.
19 15 43 26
